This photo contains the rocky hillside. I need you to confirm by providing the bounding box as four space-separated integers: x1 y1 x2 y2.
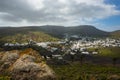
0 48 56 80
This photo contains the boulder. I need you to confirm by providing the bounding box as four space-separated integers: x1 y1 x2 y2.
0 49 56 80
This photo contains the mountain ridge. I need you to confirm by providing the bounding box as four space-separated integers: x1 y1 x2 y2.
0 25 119 42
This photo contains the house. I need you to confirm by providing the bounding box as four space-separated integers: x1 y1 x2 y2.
92 52 98 55
81 51 89 55
36 42 49 48
52 54 63 60
50 47 58 52
70 52 76 55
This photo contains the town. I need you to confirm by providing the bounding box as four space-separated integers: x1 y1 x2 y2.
2 37 120 65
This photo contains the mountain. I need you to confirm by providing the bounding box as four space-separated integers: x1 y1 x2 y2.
110 30 120 38
0 31 59 43
33 25 109 38
0 27 59 43
0 25 110 42
65 25 109 37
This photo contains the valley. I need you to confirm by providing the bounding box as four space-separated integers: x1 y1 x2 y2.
0 25 120 80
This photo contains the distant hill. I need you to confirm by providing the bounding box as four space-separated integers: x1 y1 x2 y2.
0 25 112 42
0 30 59 43
65 25 109 37
110 30 120 38
30 25 109 38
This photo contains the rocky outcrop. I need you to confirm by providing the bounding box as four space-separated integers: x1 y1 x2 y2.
0 51 19 72
0 48 56 80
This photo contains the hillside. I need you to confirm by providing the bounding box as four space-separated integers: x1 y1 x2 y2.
88 47 120 58
38 25 109 38
50 62 120 80
0 31 59 43
110 30 120 38
0 25 110 41
65 25 109 37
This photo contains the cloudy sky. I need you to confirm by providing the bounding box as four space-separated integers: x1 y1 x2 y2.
0 0 120 31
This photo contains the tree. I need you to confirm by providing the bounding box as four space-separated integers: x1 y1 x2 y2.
112 57 118 66
0 41 6 48
80 54 86 65
70 54 74 62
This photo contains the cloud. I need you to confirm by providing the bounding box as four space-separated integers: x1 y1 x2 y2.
0 0 120 26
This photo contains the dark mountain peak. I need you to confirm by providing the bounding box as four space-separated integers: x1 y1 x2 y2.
70 25 95 28
43 25 64 27
68 25 98 31
77 25 95 27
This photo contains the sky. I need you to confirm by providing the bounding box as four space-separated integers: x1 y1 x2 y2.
0 0 120 31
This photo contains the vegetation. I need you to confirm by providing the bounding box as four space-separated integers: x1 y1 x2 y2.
50 62 120 80
0 31 59 43
88 47 120 58
0 76 11 80
110 30 120 38
48 47 120 80
0 46 120 80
